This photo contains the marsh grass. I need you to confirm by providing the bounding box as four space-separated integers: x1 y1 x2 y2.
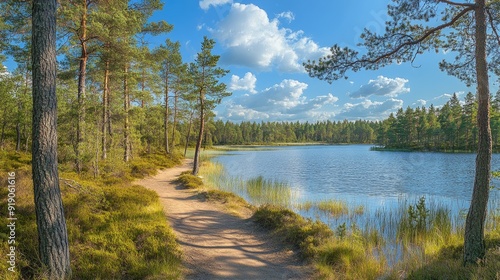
0 152 183 280
200 161 296 207
246 176 296 206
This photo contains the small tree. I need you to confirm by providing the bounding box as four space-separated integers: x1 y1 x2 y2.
189 37 230 175
304 0 499 265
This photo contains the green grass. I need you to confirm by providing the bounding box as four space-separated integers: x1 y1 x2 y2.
246 176 295 206
176 173 204 189
0 151 183 280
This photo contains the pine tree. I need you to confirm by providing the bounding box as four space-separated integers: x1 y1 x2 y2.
305 0 497 264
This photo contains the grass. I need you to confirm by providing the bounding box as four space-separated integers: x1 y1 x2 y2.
297 200 349 217
246 176 296 206
0 151 183 279
176 172 204 189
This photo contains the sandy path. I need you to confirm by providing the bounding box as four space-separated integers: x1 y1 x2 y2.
136 159 312 280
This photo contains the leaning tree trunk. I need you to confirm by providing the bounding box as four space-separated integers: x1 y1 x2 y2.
192 93 205 175
464 0 491 265
32 0 72 278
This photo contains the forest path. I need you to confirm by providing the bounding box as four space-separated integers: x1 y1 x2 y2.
136 159 312 280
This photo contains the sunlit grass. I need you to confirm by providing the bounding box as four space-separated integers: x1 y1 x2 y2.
0 151 183 280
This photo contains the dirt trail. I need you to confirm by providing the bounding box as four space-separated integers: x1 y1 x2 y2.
136 159 312 280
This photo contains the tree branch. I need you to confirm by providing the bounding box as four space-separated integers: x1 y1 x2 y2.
437 0 476 8
363 6 474 64
486 8 500 46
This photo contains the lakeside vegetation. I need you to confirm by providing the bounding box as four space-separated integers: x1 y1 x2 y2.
0 150 183 279
199 159 500 279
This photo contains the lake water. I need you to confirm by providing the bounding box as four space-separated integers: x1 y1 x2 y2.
211 145 500 216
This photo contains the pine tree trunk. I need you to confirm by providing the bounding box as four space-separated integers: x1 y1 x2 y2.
32 0 72 278
102 60 109 160
123 64 130 162
164 64 170 155
171 91 178 151
184 111 193 157
15 123 21 152
193 93 205 175
464 0 491 265
75 1 88 173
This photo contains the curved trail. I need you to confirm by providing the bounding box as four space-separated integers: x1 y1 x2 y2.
136 159 312 280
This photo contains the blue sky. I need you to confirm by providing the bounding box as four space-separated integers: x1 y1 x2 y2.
6 0 493 122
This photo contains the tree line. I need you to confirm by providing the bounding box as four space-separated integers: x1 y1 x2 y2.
206 119 377 145
377 91 500 152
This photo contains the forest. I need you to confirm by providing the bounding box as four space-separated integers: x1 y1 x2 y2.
1 0 499 278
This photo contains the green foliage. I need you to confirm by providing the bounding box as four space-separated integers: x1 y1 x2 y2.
209 119 378 145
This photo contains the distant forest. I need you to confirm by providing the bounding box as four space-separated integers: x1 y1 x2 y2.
206 91 500 152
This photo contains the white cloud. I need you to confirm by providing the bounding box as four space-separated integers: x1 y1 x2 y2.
218 79 339 121
212 3 329 72
415 99 427 106
276 11 295 22
350 76 410 99
199 0 233 10
229 72 257 94
337 98 404 120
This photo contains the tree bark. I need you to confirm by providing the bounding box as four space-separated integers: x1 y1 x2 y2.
171 90 178 151
75 0 89 173
32 0 72 278
184 110 194 157
102 59 109 160
464 0 491 265
123 64 130 162
164 63 170 155
193 92 205 175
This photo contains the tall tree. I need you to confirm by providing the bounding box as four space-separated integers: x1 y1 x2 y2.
304 0 498 264
189 37 230 175
58 0 100 172
153 39 183 155
32 0 71 278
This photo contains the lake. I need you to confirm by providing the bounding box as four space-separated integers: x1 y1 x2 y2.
210 145 500 217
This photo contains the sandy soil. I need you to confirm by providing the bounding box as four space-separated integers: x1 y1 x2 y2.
136 159 313 280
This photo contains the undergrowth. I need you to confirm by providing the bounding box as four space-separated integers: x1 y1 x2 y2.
0 151 183 279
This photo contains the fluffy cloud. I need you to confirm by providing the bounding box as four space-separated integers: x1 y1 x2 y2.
350 76 410 99
199 0 233 10
229 72 257 93
337 98 404 120
211 3 329 72
218 79 339 121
